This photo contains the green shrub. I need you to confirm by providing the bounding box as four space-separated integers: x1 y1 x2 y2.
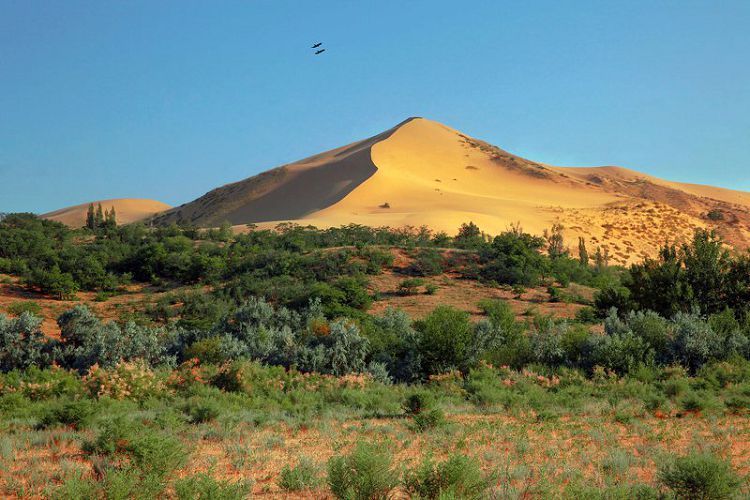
575 306 598 324
424 283 438 295
183 397 222 423
327 442 397 500
6 301 42 317
416 306 480 375
83 418 187 481
278 456 321 491
658 452 741 499
184 336 226 364
38 399 95 429
411 408 445 433
412 249 445 276
403 392 444 432
174 473 252 500
403 454 489 499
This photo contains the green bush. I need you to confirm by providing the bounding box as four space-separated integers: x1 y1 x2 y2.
174 473 252 500
6 301 42 317
183 336 226 364
658 452 741 499
403 392 445 432
38 399 95 429
403 454 489 499
278 456 321 491
412 249 445 276
183 397 222 423
411 407 445 433
398 278 424 296
327 442 397 500
416 306 487 375
83 418 187 481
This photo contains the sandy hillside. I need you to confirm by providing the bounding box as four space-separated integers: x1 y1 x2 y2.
156 117 750 265
42 198 171 227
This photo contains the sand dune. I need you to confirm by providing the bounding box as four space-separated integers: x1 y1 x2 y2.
152 117 750 265
42 199 171 227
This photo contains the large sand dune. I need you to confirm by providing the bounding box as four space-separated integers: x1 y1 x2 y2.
154 118 750 265
42 199 171 227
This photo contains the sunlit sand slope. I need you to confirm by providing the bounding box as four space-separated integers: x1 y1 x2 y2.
153 117 750 265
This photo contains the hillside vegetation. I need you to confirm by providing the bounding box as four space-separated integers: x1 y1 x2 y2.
1 214 750 497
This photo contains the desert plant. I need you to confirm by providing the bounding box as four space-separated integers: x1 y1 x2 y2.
327 442 397 500
174 473 252 500
278 456 321 491
398 278 424 295
403 454 489 499
658 452 741 499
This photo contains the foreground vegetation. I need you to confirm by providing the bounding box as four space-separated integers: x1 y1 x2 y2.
1 214 750 497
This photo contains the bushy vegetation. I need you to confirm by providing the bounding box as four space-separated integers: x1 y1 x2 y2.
2 214 750 496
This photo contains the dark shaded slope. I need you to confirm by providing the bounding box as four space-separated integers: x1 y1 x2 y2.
153 118 417 227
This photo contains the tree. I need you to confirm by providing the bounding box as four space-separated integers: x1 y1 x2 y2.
454 222 484 249
105 206 117 228
86 203 96 230
544 223 567 259
36 266 79 300
578 237 589 267
95 203 104 228
415 306 476 375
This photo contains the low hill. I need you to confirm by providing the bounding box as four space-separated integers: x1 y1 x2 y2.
153 118 750 265
42 198 171 228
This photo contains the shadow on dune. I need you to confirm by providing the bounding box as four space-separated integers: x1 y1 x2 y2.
155 118 418 227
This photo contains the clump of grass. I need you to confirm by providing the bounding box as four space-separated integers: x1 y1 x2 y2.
183 397 221 423
37 400 96 430
327 442 397 500
174 473 252 500
6 301 42 317
82 417 187 494
398 278 425 296
278 456 321 491
658 452 741 499
403 454 490 499
403 393 445 432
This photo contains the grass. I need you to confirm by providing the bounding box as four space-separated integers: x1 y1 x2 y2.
1 361 749 498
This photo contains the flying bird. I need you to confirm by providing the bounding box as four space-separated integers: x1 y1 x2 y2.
315 48 326 55
311 42 322 48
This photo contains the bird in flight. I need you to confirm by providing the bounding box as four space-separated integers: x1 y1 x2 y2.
315 48 326 55
311 42 322 48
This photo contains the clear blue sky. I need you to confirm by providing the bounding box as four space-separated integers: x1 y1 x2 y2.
2 0 748 213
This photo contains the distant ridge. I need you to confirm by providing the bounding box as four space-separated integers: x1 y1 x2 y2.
42 199 171 228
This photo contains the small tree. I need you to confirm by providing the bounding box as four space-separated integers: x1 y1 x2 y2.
455 222 484 249
105 206 117 228
544 223 566 259
94 203 104 227
578 237 589 267
85 203 96 230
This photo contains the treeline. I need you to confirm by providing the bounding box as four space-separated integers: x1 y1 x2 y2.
0 214 614 304
596 230 750 321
